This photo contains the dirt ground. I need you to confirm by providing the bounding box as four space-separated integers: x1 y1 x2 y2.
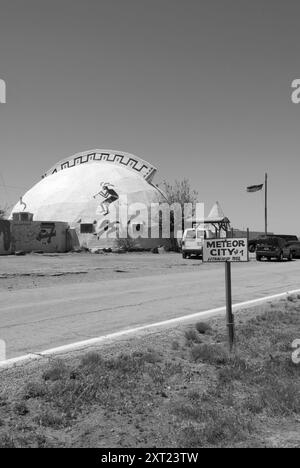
0 295 299 448
0 251 201 291
0 251 259 292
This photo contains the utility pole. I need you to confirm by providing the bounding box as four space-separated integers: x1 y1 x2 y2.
265 173 268 236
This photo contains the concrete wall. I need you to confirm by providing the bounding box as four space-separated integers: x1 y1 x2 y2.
1 218 168 254
0 220 69 254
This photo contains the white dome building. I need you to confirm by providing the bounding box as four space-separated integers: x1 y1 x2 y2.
11 149 168 250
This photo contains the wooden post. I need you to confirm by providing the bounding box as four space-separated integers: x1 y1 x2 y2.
247 227 250 261
225 261 235 352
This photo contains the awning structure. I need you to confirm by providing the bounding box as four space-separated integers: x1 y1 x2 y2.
191 201 231 235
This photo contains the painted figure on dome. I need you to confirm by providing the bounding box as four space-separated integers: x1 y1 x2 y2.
93 182 119 216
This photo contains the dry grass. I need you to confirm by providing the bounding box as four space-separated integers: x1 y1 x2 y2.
0 299 299 447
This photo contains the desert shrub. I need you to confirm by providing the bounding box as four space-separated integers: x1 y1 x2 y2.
132 349 162 364
0 394 7 407
258 380 300 416
173 401 202 420
171 340 180 350
13 401 29 416
190 344 230 365
176 403 253 447
42 359 70 382
242 395 265 415
187 390 202 401
22 381 46 399
103 350 160 374
80 352 105 369
185 328 201 345
0 433 16 448
195 322 212 335
35 410 66 428
116 237 138 252
287 295 296 302
204 409 252 445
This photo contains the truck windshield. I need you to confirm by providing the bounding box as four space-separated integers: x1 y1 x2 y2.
185 231 196 239
257 238 278 246
196 231 205 239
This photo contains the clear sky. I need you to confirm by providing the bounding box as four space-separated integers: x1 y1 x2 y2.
0 0 300 233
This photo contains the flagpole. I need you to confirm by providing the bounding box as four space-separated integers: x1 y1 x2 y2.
265 173 268 236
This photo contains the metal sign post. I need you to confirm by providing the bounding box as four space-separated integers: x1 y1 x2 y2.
202 236 249 352
225 261 234 352
265 173 268 236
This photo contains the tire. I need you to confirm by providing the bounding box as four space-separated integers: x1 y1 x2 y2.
288 252 293 261
182 252 187 259
277 252 284 262
256 256 262 261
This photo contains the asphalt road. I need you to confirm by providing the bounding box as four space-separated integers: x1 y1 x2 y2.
1 254 300 358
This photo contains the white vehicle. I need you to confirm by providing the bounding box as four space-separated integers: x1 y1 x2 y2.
181 228 209 259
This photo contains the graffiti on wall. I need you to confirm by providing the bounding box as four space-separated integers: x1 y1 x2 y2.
0 221 67 254
0 220 11 251
36 223 57 244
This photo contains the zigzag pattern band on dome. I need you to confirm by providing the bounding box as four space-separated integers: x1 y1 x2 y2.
42 151 157 182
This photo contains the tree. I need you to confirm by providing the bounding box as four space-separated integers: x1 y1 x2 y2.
0 205 8 219
160 178 198 207
0 203 12 219
159 179 199 250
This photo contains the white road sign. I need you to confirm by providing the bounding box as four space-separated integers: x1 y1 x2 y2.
203 238 248 263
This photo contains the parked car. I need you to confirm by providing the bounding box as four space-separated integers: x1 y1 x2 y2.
249 234 298 253
248 239 258 252
256 237 293 262
181 228 204 258
286 241 300 258
273 234 298 242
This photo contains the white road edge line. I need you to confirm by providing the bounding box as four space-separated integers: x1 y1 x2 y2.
1 288 299 369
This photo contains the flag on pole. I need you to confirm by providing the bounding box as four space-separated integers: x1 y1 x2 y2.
246 184 264 193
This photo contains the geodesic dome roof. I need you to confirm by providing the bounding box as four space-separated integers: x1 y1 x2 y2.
11 149 165 226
